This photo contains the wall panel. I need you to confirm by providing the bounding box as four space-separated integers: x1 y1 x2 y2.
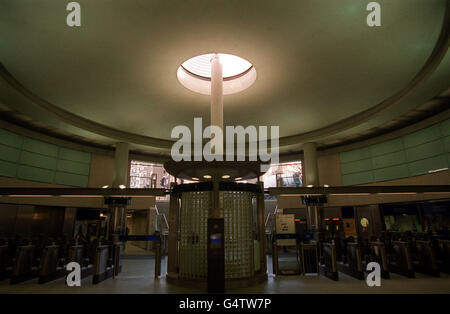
0 128 91 187
339 119 449 185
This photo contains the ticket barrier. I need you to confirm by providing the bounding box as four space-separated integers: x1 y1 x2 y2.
272 243 301 275
0 243 10 280
323 218 345 263
369 241 390 279
413 240 439 277
67 244 93 279
113 242 123 277
92 244 114 284
389 241 415 278
272 239 319 276
300 243 320 275
10 244 38 284
38 244 66 284
338 242 364 280
120 234 163 279
320 242 339 281
436 239 450 273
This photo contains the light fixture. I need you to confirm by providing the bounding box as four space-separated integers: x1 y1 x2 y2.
177 53 257 95
182 53 252 78
324 185 329 187
306 185 313 188
102 185 109 189
119 185 126 189
428 168 449 173
203 175 212 179
235 177 242 181
222 175 231 179
192 177 200 181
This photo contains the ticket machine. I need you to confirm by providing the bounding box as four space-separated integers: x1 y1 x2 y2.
207 218 225 293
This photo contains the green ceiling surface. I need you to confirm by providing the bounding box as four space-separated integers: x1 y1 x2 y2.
0 0 448 153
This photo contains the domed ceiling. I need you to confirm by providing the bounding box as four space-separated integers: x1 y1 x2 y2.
0 0 449 158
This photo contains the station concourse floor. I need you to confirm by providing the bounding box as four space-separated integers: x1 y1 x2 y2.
1 256 450 294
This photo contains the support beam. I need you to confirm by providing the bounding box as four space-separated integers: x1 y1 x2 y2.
303 142 319 187
210 54 224 132
113 142 130 188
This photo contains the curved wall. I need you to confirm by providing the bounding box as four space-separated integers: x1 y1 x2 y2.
339 118 450 186
0 128 91 187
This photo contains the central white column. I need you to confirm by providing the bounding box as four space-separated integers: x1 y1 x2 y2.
210 54 224 131
303 142 319 186
113 142 130 188
303 142 320 233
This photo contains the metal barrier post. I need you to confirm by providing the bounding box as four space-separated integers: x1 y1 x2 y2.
155 234 161 279
272 241 278 275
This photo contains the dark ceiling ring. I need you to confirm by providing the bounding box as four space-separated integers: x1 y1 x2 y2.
0 63 175 149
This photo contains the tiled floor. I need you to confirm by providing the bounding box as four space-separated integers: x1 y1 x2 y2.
1 257 449 294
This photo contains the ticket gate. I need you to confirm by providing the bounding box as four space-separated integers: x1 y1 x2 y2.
38 244 66 284
92 244 113 284
300 243 320 275
414 240 440 277
0 243 10 280
389 241 415 278
338 242 364 280
120 234 163 279
320 242 339 281
10 244 37 284
436 239 450 273
272 242 301 275
322 218 345 262
369 241 390 279
67 243 93 279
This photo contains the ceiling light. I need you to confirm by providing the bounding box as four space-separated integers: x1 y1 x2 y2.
192 177 200 181
307 185 313 188
235 177 242 181
222 175 230 179
119 185 126 189
182 53 252 78
177 53 257 95
203 175 212 179
324 185 329 187
102 185 109 189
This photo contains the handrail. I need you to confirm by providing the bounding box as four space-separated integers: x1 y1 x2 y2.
155 204 169 232
265 205 278 232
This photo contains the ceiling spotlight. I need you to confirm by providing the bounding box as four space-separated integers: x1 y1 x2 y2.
306 185 313 188
222 175 230 179
192 177 200 181
235 177 242 181
203 175 212 179
324 185 329 187
119 185 126 189
102 185 109 189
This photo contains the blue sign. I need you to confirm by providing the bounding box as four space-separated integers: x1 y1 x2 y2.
120 235 159 241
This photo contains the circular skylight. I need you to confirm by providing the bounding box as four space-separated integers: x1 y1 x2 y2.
177 53 257 95
181 53 252 79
